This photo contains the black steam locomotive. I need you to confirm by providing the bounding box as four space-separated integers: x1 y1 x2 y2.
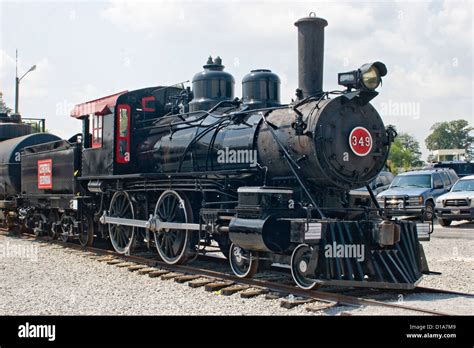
0 14 430 289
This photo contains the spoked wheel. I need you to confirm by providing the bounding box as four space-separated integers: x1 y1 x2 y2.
47 210 59 241
59 213 74 243
153 190 194 265
109 191 135 254
291 243 320 290
229 243 259 278
78 215 94 247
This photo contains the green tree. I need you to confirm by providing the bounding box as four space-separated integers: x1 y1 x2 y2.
388 132 423 169
425 120 473 152
0 92 12 114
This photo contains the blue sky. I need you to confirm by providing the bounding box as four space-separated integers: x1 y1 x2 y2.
0 0 472 159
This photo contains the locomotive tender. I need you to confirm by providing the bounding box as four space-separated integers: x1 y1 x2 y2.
0 13 431 289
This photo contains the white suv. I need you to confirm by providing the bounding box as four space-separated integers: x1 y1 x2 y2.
435 175 474 226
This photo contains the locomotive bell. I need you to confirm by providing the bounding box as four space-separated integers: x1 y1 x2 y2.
188 56 235 112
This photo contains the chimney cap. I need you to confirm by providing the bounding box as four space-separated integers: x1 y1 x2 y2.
294 12 328 27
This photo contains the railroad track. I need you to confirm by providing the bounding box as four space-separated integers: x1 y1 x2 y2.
1 229 472 316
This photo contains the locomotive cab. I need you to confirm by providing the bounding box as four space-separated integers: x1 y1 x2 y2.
71 91 127 177
71 86 187 177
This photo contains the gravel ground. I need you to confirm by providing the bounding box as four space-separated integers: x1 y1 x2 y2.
0 235 311 315
0 231 472 316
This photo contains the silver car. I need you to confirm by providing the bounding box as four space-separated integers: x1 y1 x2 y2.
435 174 474 226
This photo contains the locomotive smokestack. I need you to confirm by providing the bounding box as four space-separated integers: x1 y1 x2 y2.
294 12 328 98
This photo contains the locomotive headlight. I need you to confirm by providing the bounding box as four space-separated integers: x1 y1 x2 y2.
359 62 387 91
361 66 381 90
338 61 387 92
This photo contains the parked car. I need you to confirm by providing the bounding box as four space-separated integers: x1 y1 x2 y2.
349 171 394 207
433 161 474 178
376 168 457 221
435 174 474 226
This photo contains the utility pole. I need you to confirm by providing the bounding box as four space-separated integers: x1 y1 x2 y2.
15 49 19 113
14 49 37 114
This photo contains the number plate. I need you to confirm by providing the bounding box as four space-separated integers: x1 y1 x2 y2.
349 127 373 157
451 209 460 215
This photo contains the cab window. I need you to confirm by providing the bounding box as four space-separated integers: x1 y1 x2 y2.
116 105 130 163
91 114 103 148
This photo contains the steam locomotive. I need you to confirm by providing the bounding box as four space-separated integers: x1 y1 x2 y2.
0 13 430 289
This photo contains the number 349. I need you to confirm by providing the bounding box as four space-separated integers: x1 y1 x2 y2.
352 136 371 147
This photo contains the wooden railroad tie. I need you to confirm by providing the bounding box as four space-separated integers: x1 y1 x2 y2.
220 285 249 296
161 272 182 280
137 267 158 275
240 288 269 298
280 297 314 309
174 275 201 284
115 262 136 268
148 270 170 278
105 259 123 265
88 255 106 260
305 301 338 313
204 281 234 292
128 265 147 272
87 255 100 260
188 278 215 288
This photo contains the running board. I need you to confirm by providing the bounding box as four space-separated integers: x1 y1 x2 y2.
99 212 201 232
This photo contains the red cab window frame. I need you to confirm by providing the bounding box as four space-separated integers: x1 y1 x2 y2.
142 96 155 112
91 114 103 148
116 104 131 164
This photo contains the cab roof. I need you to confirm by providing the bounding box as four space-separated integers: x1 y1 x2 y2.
70 90 128 119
